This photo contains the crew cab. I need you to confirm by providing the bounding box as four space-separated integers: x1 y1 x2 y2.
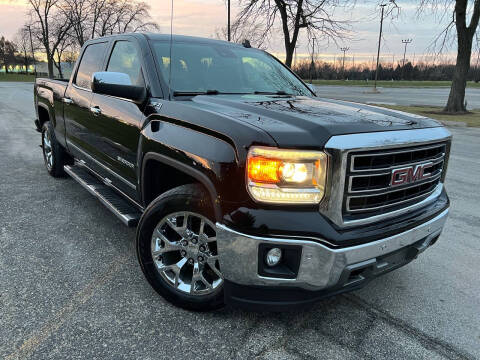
34 33 451 311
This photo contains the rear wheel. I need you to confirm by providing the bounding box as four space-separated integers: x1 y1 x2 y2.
136 184 224 311
41 121 68 177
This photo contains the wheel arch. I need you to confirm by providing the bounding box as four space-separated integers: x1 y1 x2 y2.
37 103 52 129
141 152 222 222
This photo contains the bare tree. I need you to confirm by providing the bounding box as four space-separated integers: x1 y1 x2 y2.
14 28 32 73
235 0 352 67
0 36 17 73
62 0 90 47
25 0 158 78
93 0 159 37
419 0 480 113
28 0 73 78
215 20 269 48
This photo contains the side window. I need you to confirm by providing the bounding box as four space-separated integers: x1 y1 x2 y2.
107 41 144 86
74 42 107 89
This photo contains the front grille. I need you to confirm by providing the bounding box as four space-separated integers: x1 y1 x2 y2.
344 142 447 217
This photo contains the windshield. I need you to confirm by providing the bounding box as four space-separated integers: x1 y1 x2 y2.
150 40 311 96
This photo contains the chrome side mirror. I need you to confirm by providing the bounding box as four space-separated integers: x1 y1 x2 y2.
91 72 146 103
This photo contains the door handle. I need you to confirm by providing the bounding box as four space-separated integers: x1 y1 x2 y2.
63 97 73 105
90 106 102 115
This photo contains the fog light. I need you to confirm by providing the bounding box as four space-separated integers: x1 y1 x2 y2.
265 248 282 267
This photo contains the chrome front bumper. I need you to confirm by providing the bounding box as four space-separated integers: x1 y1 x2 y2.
216 207 449 291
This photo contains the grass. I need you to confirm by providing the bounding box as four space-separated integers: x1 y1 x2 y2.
0 73 36 82
307 79 480 88
371 104 480 127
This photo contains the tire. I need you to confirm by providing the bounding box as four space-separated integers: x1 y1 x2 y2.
136 184 224 311
41 121 69 177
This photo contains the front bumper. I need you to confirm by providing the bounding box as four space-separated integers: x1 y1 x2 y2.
216 207 449 310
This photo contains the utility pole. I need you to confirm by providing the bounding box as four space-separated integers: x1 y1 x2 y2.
294 43 300 67
26 25 36 77
227 0 231 41
340 47 349 80
373 4 387 92
310 38 316 84
401 38 412 80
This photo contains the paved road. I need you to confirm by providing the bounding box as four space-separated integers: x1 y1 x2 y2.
1 82 479 360
314 85 480 108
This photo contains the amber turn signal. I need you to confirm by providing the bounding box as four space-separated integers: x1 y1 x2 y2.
247 157 282 183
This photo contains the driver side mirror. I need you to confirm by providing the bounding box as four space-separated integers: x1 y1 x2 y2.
91 72 146 103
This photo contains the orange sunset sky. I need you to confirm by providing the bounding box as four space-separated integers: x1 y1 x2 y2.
0 0 458 64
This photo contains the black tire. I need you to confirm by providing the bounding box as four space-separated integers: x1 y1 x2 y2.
41 121 69 177
136 184 224 312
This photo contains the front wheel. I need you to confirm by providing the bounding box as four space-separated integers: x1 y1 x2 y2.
136 184 224 311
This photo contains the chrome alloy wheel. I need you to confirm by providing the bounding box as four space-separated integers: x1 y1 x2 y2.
42 128 53 170
151 211 223 296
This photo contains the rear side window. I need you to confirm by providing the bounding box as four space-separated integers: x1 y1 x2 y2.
107 41 143 86
75 42 107 89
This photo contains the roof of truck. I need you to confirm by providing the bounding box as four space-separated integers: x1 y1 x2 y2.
90 32 245 48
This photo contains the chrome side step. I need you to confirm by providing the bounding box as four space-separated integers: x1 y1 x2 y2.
64 165 141 227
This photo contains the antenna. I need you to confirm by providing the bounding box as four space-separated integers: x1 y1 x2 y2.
168 0 174 99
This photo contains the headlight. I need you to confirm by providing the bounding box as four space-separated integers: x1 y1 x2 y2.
246 147 328 204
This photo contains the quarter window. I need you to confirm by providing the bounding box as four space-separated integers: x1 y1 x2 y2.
74 42 107 89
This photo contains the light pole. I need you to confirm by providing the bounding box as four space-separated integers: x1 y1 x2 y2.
340 47 349 79
373 4 387 92
401 38 412 79
26 25 36 77
227 0 231 41
310 38 316 84
294 43 300 67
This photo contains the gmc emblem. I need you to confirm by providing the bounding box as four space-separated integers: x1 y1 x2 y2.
390 162 433 187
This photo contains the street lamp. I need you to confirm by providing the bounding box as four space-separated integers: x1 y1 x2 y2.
340 47 349 80
401 38 412 80
227 0 231 41
26 25 37 77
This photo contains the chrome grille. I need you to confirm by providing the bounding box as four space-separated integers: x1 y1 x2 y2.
344 143 446 216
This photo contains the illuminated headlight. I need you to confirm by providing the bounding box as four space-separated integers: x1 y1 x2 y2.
247 147 328 204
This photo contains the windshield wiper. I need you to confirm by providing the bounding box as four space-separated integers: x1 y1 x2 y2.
173 89 219 96
173 90 250 96
253 91 294 96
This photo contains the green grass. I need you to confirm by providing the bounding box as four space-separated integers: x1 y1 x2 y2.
372 104 480 127
307 79 480 88
0 73 36 82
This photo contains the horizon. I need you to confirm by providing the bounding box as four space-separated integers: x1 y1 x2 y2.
0 0 474 66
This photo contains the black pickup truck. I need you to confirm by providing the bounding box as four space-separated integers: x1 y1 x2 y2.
34 33 451 311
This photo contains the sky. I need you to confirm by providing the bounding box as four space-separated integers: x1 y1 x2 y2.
0 0 465 66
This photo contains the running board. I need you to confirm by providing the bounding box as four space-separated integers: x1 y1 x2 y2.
64 165 141 227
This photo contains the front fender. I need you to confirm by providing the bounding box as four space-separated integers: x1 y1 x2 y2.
139 120 245 222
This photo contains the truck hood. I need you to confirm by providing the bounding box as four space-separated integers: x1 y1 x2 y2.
188 95 441 147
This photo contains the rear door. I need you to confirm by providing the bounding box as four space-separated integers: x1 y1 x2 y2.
88 38 147 199
64 41 109 157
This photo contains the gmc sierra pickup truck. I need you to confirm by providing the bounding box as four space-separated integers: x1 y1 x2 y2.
34 33 451 311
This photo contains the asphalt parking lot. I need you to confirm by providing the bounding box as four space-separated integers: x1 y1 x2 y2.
1 82 479 360
314 85 480 108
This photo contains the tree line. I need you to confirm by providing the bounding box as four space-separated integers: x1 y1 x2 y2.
293 60 480 82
